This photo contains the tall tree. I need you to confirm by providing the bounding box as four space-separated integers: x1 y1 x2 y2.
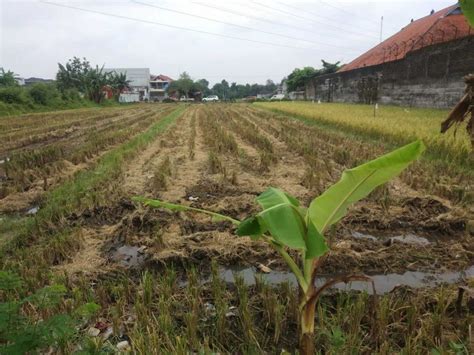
168 72 194 97
0 68 18 87
110 72 131 100
56 57 91 93
56 57 131 104
320 60 342 75
286 60 342 92
83 66 110 104
286 67 317 92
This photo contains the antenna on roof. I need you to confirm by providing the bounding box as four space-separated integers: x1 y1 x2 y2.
380 16 383 43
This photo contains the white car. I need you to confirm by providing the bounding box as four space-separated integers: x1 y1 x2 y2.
202 95 219 102
180 96 194 102
270 94 285 101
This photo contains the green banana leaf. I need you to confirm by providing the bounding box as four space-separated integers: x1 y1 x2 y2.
133 197 240 225
308 140 425 234
236 216 265 240
256 187 300 209
460 0 474 27
257 203 307 250
305 220 328 259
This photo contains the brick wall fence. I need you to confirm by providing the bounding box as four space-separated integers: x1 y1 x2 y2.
305 36 474 108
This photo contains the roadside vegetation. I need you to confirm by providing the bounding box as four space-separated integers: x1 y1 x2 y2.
0 58 131 117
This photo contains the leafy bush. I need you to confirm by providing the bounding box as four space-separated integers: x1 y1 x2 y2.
61 88 83 102
27 83 60 106
0 87 31 105
0 271 100 354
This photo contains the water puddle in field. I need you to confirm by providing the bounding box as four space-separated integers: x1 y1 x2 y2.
26 206 39 215
217 265 474 294
389 233 430 246
351 231 430 246
351 231 377 241
111 245 147 268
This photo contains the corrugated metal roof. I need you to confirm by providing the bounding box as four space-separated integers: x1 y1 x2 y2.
339 4 472 72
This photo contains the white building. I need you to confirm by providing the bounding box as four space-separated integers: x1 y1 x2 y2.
105 68 150 101
14 77 25 86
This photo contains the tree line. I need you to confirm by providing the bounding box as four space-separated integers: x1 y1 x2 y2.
0 57 342 114
167 72 278 100
168 60 342 100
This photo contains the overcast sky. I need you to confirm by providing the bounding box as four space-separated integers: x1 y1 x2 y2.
0 0 456 85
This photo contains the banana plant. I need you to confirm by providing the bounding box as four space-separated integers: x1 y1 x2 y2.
135 140 425 354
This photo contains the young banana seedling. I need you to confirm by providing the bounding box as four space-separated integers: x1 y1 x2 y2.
135 140 425 354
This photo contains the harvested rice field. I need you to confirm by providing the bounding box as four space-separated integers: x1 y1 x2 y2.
0 103 473 354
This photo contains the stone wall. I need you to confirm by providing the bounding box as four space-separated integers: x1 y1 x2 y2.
305 36 474 108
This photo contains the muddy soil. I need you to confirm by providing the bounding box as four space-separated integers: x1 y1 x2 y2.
53 105 473 280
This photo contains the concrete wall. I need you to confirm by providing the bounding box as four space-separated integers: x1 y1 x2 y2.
305 36 474 108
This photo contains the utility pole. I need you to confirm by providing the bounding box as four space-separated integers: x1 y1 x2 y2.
380 16 384 43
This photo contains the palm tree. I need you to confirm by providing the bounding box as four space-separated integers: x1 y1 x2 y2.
83 66 109 104
0 68 19 87
110 72 131 100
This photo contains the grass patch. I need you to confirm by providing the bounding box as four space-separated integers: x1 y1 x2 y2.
254 102 472 171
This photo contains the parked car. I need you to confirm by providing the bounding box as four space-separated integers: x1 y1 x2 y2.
180 96 195 102
202 95 219 102
270 94 285 101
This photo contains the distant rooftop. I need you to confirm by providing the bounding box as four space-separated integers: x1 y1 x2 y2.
339 4 472 72
150 74 173 82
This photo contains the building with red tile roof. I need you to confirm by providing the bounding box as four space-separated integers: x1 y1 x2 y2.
305 4 473 108
149 74 174 102
340 4 472 72
151 74 174 82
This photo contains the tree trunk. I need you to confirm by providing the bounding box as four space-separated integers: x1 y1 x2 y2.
299 287 317 355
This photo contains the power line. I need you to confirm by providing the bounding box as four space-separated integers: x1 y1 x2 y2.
252 1 379 40
192 1 315 34
39 1 310 50
317 0 380 26
132 0 361 51
275 1 377 33
193 1 373 43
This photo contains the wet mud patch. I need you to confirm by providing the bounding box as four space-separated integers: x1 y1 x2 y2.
185 178 256 205
317 227 474 275
401 196 450 215
345 196 467 235
179 219 234 234
148 231 278 269
71 198 136 226
109 245 149 268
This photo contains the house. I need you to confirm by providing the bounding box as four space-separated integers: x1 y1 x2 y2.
149 74 173 102
305 4 474 108
105 68 151 101
276 80 288 96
